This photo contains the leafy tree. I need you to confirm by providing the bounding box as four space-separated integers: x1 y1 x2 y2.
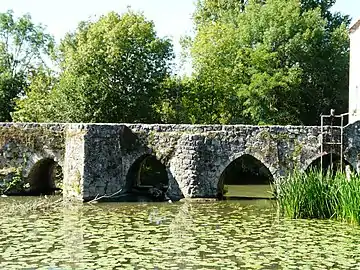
12 67 60 122
188 0 350 125
0 10 54 121
194 0 249 26
194 0 349 28
300 0 350 29
14 11 174 123
155 77 190 124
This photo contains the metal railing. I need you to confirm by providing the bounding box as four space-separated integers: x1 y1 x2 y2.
320 111 349 171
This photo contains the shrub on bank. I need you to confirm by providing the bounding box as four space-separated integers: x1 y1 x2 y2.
277 169 360 224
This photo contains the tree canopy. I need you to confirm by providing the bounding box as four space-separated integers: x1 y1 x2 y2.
186 0 350 125
13 11 174 123
0 10 54 121
9 2 352 126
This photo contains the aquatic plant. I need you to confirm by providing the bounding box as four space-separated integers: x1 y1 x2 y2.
0 166 25 195
333 172 360 224
277 169 360 224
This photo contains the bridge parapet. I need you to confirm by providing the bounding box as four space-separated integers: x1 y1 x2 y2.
86 124 340 200
0 122 356 201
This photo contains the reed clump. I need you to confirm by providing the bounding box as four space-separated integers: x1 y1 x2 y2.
277 169 360 224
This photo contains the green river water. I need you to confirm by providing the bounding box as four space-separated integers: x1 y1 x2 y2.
1 195 360 270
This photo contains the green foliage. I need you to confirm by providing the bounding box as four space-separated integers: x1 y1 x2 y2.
0 10 54 121
10 2 352 125
333 172 360 224
194 0 249 26
14 11 174 123
1 167 24 194
155 76 234 124
277 169 360 224
188 0 350 125
155 77 192 123
12 67 60 122
277 169 337 219
1 154 28 195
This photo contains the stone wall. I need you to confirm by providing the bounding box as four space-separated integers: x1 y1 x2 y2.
125 124 342 199
0 122 358 201
344 121 360 173
65 123 344 201
0 123 65 194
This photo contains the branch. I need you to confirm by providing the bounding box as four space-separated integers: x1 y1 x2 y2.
87 189 124 204
13 33 25 67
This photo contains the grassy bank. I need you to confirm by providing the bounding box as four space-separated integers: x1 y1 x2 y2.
277 169 360 224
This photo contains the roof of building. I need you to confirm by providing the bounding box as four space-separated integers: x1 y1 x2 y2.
350 18 360 33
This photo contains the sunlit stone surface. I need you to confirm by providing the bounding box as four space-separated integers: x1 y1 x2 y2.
0 122 359 201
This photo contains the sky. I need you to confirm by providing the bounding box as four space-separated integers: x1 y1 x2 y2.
1 0 359 73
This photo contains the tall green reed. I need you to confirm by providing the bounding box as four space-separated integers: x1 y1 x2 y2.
333 172 360 224
277 168 360 224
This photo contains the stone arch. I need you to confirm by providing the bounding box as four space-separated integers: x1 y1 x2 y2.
125 154 169 193
215 152 276 184
26 158 63 195
305 153 353 173
217 154 274 199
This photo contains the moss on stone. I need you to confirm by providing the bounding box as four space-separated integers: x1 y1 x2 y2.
292 141 303 160
146 130 157 146
146 132 182 164
0 125 65 152
258 130 272 140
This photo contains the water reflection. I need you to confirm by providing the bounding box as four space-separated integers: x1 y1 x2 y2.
0 198 360 269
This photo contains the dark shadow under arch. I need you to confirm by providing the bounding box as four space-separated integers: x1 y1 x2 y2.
26 158 62 196
306 153 353 174
124 155 169 201
218 154 274 200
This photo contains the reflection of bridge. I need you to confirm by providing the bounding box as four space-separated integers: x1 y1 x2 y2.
0 122 359 201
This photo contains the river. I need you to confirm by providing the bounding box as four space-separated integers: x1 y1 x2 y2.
1 196 360 269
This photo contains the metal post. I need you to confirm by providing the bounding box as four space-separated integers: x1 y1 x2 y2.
330 114 333 171
340 115 344 171
321 115 324 172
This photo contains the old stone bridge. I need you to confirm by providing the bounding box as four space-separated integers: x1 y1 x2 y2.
0 122 360 201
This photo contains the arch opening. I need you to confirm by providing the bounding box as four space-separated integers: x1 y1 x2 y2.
26 158 63 196
218 154 274 200
306 153 353 174
125 155 169 201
